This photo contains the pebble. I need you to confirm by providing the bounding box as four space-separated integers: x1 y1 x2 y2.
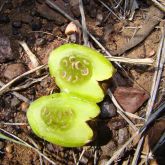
4 63 26 80
12 27 20 35
118 128 129 145
21 102 29 112
11 97 20 107
31 21 42 31
35 38 46 46
148 50 155 57
100 100 117 118
80 156 88 164
5 144 13 153
0 15 10 24
108 118 127 130
12 21 22 28
0 34 15 63
96 11 103 26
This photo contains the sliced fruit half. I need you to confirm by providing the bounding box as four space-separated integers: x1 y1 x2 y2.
48 44 116 102
27 93 100 147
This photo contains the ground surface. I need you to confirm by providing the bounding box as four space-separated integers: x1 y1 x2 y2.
0 0 165 165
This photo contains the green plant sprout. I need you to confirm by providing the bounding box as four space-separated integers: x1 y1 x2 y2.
48 44 116 103
27 93 100 147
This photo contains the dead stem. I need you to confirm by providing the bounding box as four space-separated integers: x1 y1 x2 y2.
11 75 48 91
0 80 30 103
79 0 89 46
106 56 154 65
0 64 47 95
151 0 165 12
131 27 165 165
98 0 122 20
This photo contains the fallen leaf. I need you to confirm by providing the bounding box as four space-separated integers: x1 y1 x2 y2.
114 87 149 113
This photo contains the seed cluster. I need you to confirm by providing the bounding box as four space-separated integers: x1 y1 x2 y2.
60 55 92 83
41 107 74 130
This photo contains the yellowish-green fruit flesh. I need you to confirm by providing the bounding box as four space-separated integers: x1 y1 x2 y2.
27 93 100 147
48 44 116 103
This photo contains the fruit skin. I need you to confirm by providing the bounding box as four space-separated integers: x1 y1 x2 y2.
48 43 116 103
27 93 100 147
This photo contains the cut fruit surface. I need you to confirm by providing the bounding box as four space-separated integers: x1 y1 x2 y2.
48 44 116 102
27 93 100 147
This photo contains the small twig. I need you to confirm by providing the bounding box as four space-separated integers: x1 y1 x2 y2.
0 64 47 95
0 122 27 126
146 28 165 118
98 0 122 20
72 151 77 164
76 148 85 165
18 41 40 69
106 56 154 65
11 75 48 91
0 80 30 103
79 0 89 46
94 146 98 165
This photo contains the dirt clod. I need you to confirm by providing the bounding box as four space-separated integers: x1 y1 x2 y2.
36 1 69 25
118 127 129 145
4 63 26 80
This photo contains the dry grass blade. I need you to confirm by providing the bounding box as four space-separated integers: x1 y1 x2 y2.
131 27 165 165
151 0 165 12
79 0 89 46
146 28 165 118
106 56 154 65
0 64 47 95
106 132 140 165
76 148 85 165
98 0 122 20
11 75 48 91
0 122 27 126
0 128 56 165
0 80 30 103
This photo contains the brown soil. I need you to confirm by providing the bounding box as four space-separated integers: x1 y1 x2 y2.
0 0 164 165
